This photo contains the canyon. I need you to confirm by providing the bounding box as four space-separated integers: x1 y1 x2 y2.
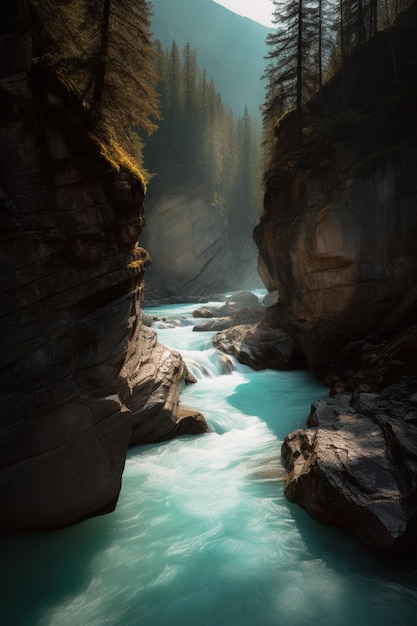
1 1 416 558
0 15 205 529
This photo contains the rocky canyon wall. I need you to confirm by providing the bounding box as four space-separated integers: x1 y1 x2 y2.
254 8 417 373
142 193 232 296
142 192 261 300
253 4 417 554
0 18 203 530
255 147 417 371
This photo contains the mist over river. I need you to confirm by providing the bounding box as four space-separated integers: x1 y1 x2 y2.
1 294 417 626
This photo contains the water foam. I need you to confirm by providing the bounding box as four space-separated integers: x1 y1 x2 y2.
1 299 416 626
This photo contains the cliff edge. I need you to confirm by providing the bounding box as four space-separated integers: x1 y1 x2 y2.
254 4 417 373
0 9 204 530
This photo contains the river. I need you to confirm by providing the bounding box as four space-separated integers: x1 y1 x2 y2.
1 294 417 625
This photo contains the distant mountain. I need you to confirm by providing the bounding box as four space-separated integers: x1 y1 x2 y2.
149 0 272 122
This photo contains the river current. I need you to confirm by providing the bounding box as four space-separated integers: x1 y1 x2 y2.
1 295 417 625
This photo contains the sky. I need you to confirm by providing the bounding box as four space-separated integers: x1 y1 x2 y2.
213 0 274 27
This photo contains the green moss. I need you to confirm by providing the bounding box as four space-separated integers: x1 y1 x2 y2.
127 244 151 271
92 135 147 192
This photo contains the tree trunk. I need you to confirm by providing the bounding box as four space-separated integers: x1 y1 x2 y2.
91 0 111 125
296 0 303 128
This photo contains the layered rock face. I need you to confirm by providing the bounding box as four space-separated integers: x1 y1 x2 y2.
255 150 417 370
141 192 262 300
0 24 204 530
254 9 417 371
142 193 232 295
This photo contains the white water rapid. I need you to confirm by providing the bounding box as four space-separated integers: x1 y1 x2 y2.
1 294 416 625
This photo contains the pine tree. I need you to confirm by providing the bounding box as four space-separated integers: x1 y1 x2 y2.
182 42 201 184
143 38 262 237
263 0 317 130
29 0 159 155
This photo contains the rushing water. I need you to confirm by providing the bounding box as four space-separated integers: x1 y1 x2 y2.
2 296 417 626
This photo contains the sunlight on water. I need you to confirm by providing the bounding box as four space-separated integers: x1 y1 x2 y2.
1 297 417 626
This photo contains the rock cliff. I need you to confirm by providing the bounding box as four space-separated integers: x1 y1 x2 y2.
253 4 417 554
142 193 232 295
0 13 205 530
254 5 417 373
142 191 261 300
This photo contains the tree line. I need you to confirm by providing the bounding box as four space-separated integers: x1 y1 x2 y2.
143 40 262 235
262 0 414 131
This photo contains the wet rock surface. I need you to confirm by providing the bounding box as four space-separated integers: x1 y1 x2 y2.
282 378 417 556
279 327 417 556
213 324 299 371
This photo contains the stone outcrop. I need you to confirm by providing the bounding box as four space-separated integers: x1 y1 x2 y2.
255 148 417 371
252 5 417 555
282 383 417 555
0 20 204 530
191 291 299 370
254 6 417 373
213 324 298 371
121 323 206 444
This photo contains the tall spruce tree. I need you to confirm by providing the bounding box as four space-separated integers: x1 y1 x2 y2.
263 0 317 130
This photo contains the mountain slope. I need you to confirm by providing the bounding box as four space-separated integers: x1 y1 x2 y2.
150 0 271 120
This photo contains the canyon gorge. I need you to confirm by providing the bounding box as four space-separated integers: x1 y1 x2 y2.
0 11 205 529
1 0 416 559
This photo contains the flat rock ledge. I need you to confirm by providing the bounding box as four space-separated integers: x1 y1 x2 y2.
281 389 417 556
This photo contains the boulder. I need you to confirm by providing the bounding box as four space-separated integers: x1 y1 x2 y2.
227 290 259 306
282 390 417 555
193 305 264 332
262 290 279 306
213 324 298 370
193 317 233 332
174 406 209 437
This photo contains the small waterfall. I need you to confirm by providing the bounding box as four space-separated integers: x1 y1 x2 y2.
183 347 236 380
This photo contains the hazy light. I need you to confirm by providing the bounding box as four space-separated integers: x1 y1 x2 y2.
213 0 274 27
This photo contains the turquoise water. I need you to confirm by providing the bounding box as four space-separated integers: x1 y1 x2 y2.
1 300 417 625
